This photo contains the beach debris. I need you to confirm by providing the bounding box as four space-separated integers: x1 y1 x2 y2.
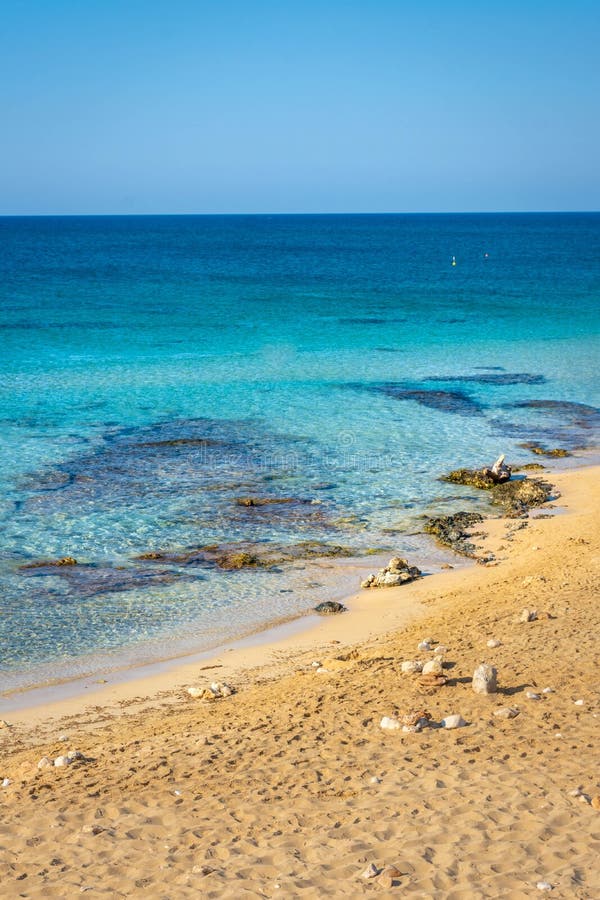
187 682 234 701
361 863 380 879
526 691 541 700
441 714 467 729
361 556 422 589
487 638 502 648
2 778 10 787
314 601 347 615
422 658 443 676
493 707 519 719
536 882 553 892
401 660 424 675
519 608 538 623
574 699 584 706
483 454 512 484
472 664 497 695
380 716 401 731
37 757 52 770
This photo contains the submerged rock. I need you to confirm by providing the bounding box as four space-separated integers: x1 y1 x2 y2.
136 540 356 570
442 466 554 518
314 601 347 615
19 556 77 569
519 442 571 458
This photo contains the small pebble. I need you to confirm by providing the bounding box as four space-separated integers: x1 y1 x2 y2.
58 735 68 742
315 667 330 675
526 691 541 700
2 778 10 787
54 755 71 767
380 716 401 731
591 796 600 810
417 641 431 652
493 707 519 719
574 699 584 706
542 687 554 694
311 661 321 668
369 776 382 784
487 638 502 648
536 882 552 891
37 757 52 770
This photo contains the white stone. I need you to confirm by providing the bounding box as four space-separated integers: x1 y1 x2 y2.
542 687 554 694
536 882 553 891
574 699 584 706
361 863 380 879
2 778 10 787
311 661 321 667
67 750 83 761
315 667 330 674
418 640 432 652
433 644 447 656
402 724 421 733
519 608 537 623
380 716 401 731
54 755 71 767
526 691 541 700
487 638 502 648
369 776 382 784
493 707 519 719
58 734 68 742
37 757 52 770
422 658 443 676
441 714 467 729
401 660 423 674
472 663 497 694
382 572 403 586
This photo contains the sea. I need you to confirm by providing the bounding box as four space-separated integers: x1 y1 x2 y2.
1 212 599 693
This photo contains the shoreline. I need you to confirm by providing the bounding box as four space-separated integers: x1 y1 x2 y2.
1 456 591 727
1 462 598 896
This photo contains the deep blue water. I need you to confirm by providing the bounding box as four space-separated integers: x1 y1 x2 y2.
1 213 599 690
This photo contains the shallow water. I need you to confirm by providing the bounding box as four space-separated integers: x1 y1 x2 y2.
1 213 599 689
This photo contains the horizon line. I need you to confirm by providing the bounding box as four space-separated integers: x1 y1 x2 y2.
1 209 599 219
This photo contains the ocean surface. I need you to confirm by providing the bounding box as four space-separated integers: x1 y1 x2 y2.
1 213 599 692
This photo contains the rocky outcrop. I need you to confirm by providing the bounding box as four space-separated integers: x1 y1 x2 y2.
442 460 554 518
424 512 485 556
314 601 347 615
361 556 422 589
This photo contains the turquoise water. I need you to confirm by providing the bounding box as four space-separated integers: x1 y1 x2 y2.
1 213 599 690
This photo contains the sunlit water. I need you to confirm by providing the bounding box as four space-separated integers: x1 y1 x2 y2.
1 213 599 690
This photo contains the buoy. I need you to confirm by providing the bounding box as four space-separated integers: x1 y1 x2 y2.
451 256 456 266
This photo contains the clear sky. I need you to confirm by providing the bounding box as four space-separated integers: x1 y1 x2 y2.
1 0 599 215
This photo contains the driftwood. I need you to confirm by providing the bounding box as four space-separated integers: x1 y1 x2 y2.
482 454 512 485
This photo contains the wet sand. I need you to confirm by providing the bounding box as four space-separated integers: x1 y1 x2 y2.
0 465 599 898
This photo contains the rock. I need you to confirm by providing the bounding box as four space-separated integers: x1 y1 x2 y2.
380 716 401 731
591 796 600 810
361 557 422 589
311 661 322 667
188 682 234 701
0 720 10 729
361 863 380 879
472 663 497 695
536 882 553 892
441 714 467 729
401 660 424 675
37 757 52 770
315 667 330 674
67 750 83 761
370 776 382 784
433 645 447 656
2 778 10 787
519 608 537 623
314 601 347 615
418 674 448 688
487 638 502 648
54 756 71 767
526 691 541 700
542 687 554 694
379 865 402 888
493 707 519 719
574 699 584 706
484 454 512 484
422 658 443 676
424 511 484 556
417 640 432 652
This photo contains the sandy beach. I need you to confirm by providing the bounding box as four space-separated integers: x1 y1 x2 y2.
1 463 599 898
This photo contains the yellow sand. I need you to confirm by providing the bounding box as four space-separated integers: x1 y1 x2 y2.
0 465 599 898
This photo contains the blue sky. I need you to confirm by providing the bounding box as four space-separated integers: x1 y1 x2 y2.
1 1 598 214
